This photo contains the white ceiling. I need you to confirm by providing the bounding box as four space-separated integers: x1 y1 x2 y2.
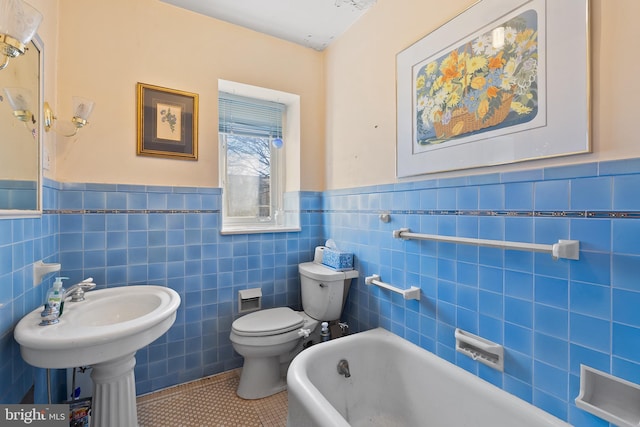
159 0 372 51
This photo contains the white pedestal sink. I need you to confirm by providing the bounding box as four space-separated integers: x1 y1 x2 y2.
14 285 181 427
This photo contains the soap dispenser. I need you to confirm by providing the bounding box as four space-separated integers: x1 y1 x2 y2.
46 277 68 316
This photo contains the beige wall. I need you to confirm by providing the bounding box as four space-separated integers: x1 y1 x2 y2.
52 0 325 190
26 0 58 180
324 0 640 189
35 0 640 191
0 41 39 181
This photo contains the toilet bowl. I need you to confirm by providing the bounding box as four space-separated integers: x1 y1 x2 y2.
230 262 358 399
230 307 318 399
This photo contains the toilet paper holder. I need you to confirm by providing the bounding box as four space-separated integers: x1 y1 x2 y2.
238 288 262 313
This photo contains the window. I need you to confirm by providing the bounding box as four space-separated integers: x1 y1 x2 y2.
219 91 286 233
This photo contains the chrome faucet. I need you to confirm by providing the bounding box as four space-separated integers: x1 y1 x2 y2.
64 278 96 302
337 359 351 378
40 278 96 325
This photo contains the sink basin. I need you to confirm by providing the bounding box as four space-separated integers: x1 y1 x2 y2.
15 285 181 368
14 285 180 427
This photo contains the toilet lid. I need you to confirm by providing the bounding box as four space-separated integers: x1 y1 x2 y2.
232 307 305 337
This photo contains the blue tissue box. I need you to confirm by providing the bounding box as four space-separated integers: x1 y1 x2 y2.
322 249 353 271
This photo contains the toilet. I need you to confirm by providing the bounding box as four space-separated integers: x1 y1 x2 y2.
229 261 358 399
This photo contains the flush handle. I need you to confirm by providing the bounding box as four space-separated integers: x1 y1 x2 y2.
319 283 327 288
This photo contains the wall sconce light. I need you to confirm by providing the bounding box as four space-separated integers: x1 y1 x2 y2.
44 96 96 137
0 0 43 71
3 86 34 123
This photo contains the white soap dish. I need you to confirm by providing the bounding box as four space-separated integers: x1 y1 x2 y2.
454 328 504 372
575 365 640 427
33 260 61 286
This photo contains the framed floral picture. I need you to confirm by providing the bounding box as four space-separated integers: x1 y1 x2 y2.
396 0 590 177
137 83 198 160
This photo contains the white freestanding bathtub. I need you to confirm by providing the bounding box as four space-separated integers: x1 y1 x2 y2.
287 328 570 427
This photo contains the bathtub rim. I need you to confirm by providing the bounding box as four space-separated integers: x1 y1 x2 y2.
286 327 571 427
287 332 354 427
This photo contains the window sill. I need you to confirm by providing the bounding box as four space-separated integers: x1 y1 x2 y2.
220 225 301 235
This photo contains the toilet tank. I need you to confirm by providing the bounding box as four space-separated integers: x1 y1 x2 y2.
299 262 358 321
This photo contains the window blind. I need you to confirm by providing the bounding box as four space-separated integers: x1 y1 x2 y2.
219 92 285 138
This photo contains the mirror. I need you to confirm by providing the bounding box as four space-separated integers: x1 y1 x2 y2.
0 35 42 217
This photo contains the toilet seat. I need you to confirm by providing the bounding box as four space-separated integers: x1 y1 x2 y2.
232 307 304 337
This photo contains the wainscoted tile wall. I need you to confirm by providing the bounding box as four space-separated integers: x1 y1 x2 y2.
0 180 38 211
53 184 323 396
1 158 639 427
328 158 640 427
0 179 59 403
0 181 323 404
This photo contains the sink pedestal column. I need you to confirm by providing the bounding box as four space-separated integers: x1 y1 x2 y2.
91 352 138 427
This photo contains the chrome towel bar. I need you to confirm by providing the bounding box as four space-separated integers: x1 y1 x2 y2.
393 228 579 260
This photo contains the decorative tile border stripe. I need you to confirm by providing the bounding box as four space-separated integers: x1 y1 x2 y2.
43 208 640 218
44 209 220 214
43 209 319 215
587 211 640 218
323 209 640 218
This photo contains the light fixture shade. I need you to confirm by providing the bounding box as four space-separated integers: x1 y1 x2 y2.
44 96 96 136
3 86 32 111
72 96 95 121
0 0 43 44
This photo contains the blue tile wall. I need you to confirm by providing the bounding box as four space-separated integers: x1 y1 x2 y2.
53 184 322 395
0 181 322 403
326 160 640 427
2 158 639 427
0 180 38 211
0 178 59 403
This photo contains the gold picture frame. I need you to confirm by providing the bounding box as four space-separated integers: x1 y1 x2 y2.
136 82 198 160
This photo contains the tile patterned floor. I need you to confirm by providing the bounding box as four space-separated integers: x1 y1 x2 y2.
137 370 288 427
